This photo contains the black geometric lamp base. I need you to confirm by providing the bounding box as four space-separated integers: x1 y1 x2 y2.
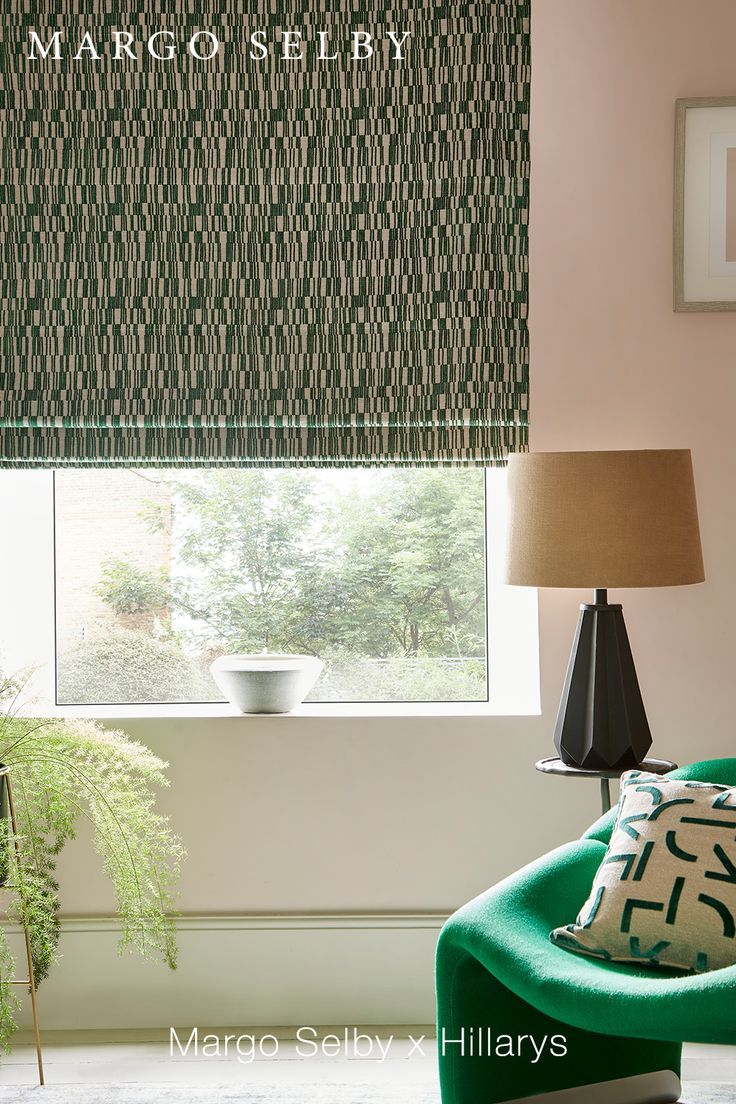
553 589 652 770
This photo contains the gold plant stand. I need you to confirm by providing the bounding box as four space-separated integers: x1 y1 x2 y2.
0 765 44 1085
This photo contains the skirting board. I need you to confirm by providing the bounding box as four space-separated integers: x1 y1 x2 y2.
5 914 447 1031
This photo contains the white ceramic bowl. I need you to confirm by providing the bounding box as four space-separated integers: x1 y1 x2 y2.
210 653 324 714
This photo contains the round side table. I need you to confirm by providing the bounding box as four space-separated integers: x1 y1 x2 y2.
534 756 678 815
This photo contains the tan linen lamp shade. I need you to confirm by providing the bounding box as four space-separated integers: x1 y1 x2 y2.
505 449 704 589
504 449 704 770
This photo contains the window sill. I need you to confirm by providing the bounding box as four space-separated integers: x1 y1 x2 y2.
26 700 541 721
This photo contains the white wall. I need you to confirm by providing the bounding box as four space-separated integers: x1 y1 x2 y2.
20 0 736 1029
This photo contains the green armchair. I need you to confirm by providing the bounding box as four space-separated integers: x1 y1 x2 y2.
436 758 736 1103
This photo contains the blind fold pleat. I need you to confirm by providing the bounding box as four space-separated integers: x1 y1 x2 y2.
0 1 530 467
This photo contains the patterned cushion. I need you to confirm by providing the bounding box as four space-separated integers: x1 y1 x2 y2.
550 770 736 973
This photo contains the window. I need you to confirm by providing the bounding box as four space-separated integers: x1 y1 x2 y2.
0 469 538 714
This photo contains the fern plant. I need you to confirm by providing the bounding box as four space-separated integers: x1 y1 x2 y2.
0 676 183 1049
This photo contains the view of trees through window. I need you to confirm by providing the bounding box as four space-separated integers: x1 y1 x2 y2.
54 469 488 704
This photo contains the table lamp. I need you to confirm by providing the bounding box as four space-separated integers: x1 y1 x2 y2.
504 449 704 770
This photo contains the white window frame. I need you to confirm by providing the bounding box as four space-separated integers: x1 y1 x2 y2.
0 468 540 719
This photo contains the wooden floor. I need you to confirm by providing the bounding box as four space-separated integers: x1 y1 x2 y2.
0 1029 733 1090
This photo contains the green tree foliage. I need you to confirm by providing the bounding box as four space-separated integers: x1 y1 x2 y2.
319 469 486 657
73 469 487 703
167 469 326 653
57 630 212 705
162 468 486 662
94 559 169 618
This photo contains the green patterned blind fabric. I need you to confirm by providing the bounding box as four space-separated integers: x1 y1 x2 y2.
0 2 530 467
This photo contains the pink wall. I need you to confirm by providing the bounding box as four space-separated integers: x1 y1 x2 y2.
531 0 736 760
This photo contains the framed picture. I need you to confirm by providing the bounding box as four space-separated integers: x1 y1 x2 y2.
675 96 736 311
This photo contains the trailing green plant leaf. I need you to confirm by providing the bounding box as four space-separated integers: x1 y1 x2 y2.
0 697 183 1049
0 923 19 1052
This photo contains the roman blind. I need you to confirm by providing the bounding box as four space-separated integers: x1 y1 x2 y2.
0 1 530 467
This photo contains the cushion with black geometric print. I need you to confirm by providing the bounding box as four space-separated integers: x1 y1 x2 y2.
550 770 736 973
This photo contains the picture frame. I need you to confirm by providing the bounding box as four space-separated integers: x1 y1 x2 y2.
674 96 736 311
